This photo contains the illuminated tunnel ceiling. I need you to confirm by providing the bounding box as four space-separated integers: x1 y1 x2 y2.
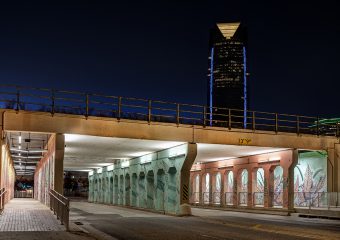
64 134 289 171
6 131 50 176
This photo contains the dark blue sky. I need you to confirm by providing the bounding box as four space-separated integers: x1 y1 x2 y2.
0 1 339 117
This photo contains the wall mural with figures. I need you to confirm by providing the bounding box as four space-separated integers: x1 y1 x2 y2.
294 150 327 207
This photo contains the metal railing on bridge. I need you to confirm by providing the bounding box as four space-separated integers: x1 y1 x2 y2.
0 188 6 214
49 189 70 231
0 84 339 137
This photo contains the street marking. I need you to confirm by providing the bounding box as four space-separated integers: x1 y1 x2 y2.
200 234 220 239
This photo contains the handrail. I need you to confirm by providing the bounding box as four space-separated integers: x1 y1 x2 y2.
49 189 70 231
0 188 7 214
0 84 339 137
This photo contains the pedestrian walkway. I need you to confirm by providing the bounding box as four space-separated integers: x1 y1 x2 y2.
0 198 64 231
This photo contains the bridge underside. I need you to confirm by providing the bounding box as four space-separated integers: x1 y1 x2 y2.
0 110 339 215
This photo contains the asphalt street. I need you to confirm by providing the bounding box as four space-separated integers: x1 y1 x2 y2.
70 202 340 240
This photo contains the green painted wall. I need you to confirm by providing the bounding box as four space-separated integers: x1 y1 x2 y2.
88 143 197 215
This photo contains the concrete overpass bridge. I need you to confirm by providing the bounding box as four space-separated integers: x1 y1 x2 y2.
0 85 339 216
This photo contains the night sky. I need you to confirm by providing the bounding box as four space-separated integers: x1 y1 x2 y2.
0 1 339 117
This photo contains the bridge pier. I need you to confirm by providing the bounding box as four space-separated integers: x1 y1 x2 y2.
330 143 340 192
34 134 65 204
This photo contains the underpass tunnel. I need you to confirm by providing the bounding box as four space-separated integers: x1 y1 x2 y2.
0 131 65 208
1 131 54 202
64 134 196 215
0 130 333 215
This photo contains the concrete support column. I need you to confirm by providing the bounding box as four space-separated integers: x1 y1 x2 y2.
179 143 197 214
211 172 216 205
0 135 3 188
327 148 335 192
283 150 298 210
247 168 254 207
334 144 340 192
232 169 238 206
220 170 225 207
54 133 65 194
263 166 272 208
198 173 203 205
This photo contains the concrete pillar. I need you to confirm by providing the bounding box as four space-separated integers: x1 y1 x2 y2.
0 135 3 188
284 149 298 210
232 169 238 206
54 133 64 194
179 143 197 215
220 170 225 206
211 172 216 204
247 168 254 207
263 166 273 208
327 148 335 192
198 173 203 205
334 144 340 192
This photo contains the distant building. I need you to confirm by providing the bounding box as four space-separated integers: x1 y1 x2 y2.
207 22 248 127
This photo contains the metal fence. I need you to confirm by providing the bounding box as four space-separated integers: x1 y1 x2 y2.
212 192 221 204
253 192 264 206
238 192 248 205
0 188 6 213
225 192 234 205
14 189 33 198
202 192 210 204
49 189 70 231
294 192 340 209
0 85 339 136
271 191 283 207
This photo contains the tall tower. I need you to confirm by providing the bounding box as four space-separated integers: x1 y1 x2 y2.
207 22 248 127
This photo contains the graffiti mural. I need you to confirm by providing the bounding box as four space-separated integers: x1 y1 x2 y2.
225 171 233 205
294 150 327 207
214 173 221 204
254 168 264 205
203 173 210 204
239 169 248 205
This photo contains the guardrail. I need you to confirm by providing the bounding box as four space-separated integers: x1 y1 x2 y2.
14 189 33 198
202 192 210 204
49 189 70 231
294 192 340 209
238 192 248 205
0 188 6 213
0 84 339 137
253 192 264 206
225 192 234 205
212 192 221 204
271 191 283 207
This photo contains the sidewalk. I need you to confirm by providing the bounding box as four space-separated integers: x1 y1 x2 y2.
0 198 64 231
0 198 96 240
